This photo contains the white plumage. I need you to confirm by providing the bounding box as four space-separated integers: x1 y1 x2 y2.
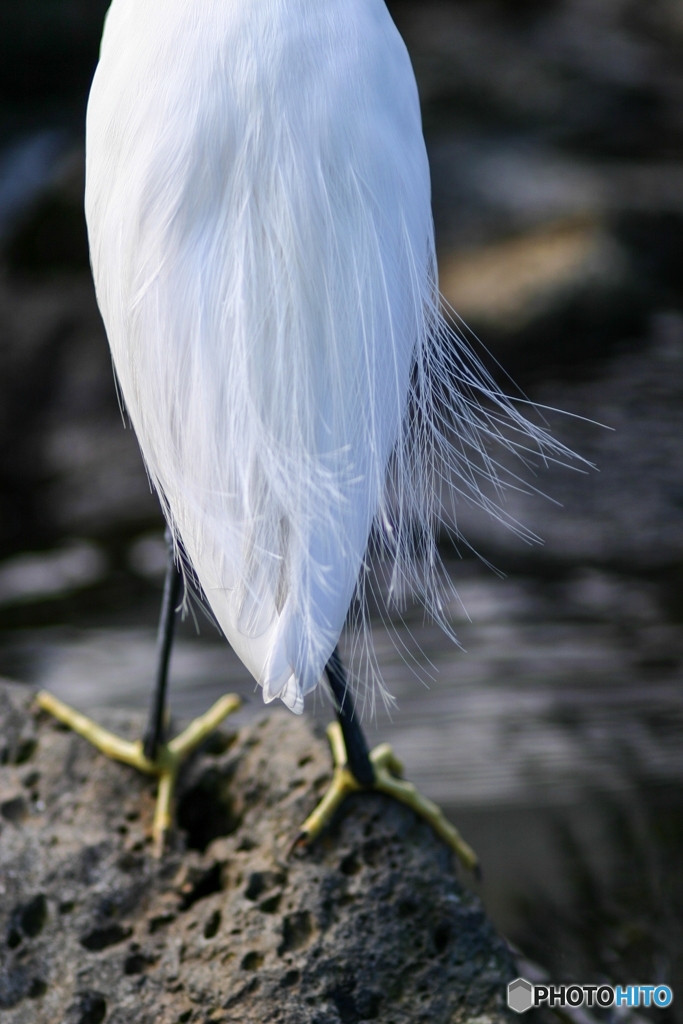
85 0 570 714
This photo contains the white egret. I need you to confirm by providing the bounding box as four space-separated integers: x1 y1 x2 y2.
37 0 573 864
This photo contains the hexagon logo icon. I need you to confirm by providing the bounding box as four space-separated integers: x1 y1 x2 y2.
508 978 534 1013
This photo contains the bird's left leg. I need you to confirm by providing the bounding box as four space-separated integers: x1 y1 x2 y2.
295 649 479 874
142 528 183 762
35 532 241 856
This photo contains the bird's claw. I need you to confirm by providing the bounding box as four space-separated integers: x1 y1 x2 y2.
34 689 241 857
296 722 479 874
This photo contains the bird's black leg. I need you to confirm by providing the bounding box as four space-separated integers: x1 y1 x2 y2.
298 645 479 872
35 527 241 855
325 647 374 786
143 530 182 760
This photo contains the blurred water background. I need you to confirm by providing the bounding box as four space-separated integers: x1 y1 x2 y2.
1 0 683 1016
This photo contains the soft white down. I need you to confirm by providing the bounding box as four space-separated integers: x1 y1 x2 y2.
85 0 571 713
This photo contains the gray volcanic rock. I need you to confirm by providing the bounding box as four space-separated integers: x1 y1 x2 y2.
0 681 514 1024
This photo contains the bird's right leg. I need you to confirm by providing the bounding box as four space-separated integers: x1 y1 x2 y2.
294 648 479 874
324 647 375 787
290 650 372 845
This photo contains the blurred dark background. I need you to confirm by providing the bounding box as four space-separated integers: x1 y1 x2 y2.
1 1 683 1018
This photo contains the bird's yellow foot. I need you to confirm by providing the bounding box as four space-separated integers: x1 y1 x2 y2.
295 722 479 875
34 690 241 857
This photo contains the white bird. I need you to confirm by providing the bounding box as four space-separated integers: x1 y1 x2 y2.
37 0 572 861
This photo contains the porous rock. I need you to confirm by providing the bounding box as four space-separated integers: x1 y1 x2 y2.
0 681 514 1023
